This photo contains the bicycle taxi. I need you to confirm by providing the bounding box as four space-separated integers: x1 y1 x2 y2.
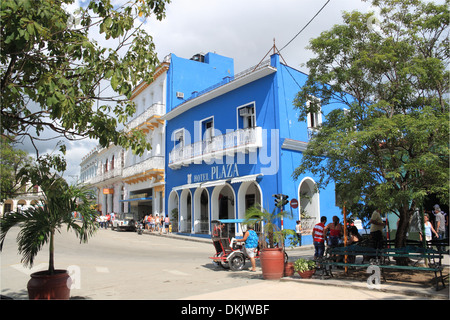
209 219 261 271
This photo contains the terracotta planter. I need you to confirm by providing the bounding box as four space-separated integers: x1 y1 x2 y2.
297 269 316 279
27 270 71 300
260 248 285 280
284 262 295 277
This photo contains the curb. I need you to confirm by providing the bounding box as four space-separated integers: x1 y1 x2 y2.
279 276 449 300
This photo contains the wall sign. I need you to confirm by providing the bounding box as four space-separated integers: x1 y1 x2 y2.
187 164 240 184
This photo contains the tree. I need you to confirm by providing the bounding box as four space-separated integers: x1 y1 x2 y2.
0 135 33 202
1 0 171 164
293 0 449 249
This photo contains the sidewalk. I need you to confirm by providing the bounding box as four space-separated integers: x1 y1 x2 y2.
146 230 449 300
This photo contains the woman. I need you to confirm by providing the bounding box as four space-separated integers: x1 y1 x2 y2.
236 225 259 271
324 216 344 247
295 220 302 246
348 226 362 245
421 214 439 242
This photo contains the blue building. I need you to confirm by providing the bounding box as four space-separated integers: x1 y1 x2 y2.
163 51 346 245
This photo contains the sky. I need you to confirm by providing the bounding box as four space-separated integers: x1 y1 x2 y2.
18 0 376 184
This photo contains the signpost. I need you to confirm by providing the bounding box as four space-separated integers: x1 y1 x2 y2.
290 198 298 209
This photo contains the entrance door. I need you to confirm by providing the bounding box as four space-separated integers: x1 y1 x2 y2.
194 188 209 234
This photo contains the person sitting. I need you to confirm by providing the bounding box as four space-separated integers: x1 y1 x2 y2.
347 226 362 263
325 216 344 248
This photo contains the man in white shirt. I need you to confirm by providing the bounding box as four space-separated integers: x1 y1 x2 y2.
433 205 445 239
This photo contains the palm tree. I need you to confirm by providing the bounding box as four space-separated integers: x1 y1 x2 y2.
244 203 297 248
0 161 98 275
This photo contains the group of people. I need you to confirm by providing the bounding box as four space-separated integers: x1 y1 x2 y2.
96 212 113 228
311 212 381 259
310 204 448 260
143 213 171 234
311 216 360 260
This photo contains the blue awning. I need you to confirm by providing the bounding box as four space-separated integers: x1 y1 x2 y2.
119 197 152 202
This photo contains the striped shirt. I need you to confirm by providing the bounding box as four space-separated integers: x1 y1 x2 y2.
313 223 325 243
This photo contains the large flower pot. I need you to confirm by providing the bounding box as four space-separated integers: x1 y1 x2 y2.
27 270 71 300
260 248 285 280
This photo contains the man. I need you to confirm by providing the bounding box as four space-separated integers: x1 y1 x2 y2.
312 216 327 260
433 205 446 239
235 225 258 271
370 210 384 250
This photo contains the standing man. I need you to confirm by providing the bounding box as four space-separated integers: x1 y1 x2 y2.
433 205 446 239
312 216 327 260
370 210 384 250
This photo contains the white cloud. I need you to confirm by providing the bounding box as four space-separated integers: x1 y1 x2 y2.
145 0 371 72
23 0 373 185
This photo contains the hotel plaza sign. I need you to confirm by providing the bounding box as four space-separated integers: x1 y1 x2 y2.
187 164 239 184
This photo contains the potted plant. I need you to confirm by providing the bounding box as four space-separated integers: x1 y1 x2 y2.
293 258 316 278
244 203 297 280
0 158 98 299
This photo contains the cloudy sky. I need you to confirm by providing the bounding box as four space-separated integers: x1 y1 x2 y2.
18 0 375 184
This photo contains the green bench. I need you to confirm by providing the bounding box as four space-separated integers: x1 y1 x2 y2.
379 246 445 291
318 245 379 278
319 245 446 291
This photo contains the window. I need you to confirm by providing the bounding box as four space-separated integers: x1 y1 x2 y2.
306 97 322 129
202 117 214 141
174 129 184 148
237 103 256 129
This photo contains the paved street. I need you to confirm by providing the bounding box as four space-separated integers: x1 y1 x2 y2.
1 226 448 302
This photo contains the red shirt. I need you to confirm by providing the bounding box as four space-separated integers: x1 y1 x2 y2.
313 222 325 243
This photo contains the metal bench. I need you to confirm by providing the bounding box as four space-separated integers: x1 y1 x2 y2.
319 245 446 291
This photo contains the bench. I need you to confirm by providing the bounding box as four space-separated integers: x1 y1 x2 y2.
379 246 445 291
319 245 446 291
318 245 379 278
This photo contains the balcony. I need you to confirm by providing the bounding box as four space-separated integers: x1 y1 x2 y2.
169 127 263 169
123 156 165 185
125 103 165 132
90 167 123 185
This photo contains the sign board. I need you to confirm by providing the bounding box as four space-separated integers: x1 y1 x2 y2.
103 188 114 194
290 198 298 209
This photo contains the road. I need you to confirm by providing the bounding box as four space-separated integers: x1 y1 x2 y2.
2 226 272 300
1 226 445 302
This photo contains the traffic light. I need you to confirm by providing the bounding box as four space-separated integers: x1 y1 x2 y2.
273 194 281 208
273 194 289 208
281 194 289 206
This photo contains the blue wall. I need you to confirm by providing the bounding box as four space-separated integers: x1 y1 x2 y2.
166 52 234 111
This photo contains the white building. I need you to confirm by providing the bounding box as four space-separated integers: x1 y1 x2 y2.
79 61 168 220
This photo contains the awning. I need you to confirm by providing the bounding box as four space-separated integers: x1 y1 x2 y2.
171 174 263 192
172 183 201 191
230 173 263 184
201 178 230 188
119 197 152 202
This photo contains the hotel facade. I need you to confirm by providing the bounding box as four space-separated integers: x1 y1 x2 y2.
80 51 345 245
163 52 345 245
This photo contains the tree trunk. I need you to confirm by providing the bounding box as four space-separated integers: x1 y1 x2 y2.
48 231 55 275
394 206 412 266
